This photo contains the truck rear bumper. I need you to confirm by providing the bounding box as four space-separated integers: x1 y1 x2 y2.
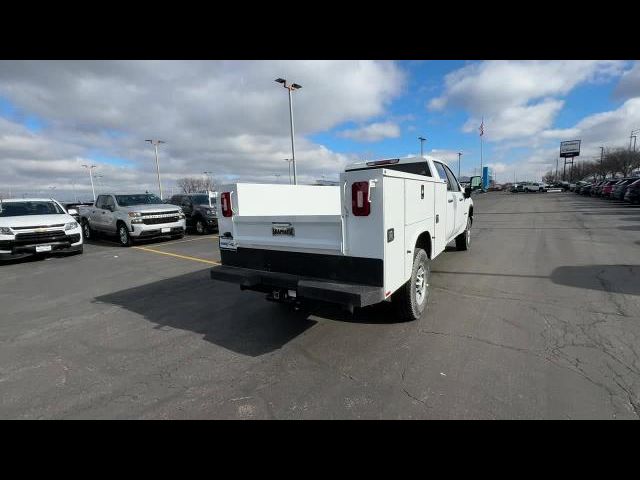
210 265 385 309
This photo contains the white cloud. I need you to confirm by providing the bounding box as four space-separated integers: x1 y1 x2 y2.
338 122 400 142
428 60 627 141
0 60 405 199
615 61 640 100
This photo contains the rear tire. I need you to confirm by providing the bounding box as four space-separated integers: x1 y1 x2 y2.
455 216 472 251
392 248 430 321
117 222 132 247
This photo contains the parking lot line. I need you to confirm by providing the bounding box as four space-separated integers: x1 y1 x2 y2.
132 245 220 265
152 235 219 247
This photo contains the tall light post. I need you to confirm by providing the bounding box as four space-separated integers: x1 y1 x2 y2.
630 129 639 151
81 164 97 201
418 136 426 157
457 152 462 179
284 158 293 184
599 146 605 179
145 139 166 199
203 171 214 191
275 78 302 185
95 174 105 191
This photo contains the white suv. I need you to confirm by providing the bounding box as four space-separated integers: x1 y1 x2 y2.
0 198 83 260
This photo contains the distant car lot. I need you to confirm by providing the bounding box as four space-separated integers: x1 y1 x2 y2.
1 193 639 419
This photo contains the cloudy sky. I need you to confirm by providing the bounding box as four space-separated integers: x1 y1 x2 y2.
1 60 639 201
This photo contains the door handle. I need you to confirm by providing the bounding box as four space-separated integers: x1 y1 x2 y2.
459 197 463 201
448 199 453 203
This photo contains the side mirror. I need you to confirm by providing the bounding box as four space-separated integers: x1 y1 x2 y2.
67 208 78 216
470 176 482 190
464 187 472 199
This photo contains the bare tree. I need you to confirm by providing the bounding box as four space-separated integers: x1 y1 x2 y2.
176 176 215 194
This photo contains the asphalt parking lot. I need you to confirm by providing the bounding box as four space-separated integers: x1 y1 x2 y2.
1 192 639 419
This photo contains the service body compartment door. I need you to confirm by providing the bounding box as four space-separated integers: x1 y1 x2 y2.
404 179 433 226
383 176 405 295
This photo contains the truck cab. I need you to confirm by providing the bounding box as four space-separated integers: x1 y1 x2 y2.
211 157 480 320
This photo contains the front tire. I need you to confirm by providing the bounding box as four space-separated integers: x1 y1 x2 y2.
195 217 206 235
392 248 431 321
82 220 93 240
456 216 472 251
117 223 132 247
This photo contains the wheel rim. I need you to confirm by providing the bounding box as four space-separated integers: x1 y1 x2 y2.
415 265 426 305
196 221 204 234
83 223 90 238
119 227 128 244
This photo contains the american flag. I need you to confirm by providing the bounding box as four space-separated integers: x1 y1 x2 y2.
479 118 484 137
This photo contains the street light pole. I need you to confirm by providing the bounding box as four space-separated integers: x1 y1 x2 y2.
418 136 426 157
81 164 97 201
275 78 302 185
600 146 605 179
457 152 462 179
146 139 166 199
629 129 640 151
284 158 293 185
204 171 213 191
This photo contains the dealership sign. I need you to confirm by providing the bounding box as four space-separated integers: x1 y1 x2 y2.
560 140 581 158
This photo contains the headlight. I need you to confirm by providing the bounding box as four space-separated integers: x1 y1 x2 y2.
128 211 142 218
0 227 13 235
64 221 79 231
178 213 186 219
206 209 215 216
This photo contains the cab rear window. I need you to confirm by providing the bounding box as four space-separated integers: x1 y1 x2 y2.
384 162 432 177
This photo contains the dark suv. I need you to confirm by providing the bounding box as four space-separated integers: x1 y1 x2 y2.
168 193 218 234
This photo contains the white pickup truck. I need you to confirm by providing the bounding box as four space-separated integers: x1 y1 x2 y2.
210 156 481 320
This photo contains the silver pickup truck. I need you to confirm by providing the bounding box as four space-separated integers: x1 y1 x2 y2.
79 193 186 246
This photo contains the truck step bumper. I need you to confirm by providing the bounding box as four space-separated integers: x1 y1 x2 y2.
210 265 385 309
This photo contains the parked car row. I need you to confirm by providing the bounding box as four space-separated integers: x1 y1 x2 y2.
1 191 220 260
573 177 640 203
510 182 548 193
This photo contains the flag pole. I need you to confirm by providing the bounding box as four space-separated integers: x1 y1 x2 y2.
480 116 484 174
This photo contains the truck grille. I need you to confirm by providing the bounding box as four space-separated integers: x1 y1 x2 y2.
15 230 67 244
139 211 180 225
0 232 80 250
142 216 180 225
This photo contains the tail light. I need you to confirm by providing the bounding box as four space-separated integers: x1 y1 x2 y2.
352 181 371 216
221 192 232 217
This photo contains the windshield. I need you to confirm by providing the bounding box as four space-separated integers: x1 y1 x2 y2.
0 201 65 217
115 194 163 207
190 195 210 206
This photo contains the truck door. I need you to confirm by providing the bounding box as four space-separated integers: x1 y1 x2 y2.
434 162 456 241
443 164 466 235
91 195 105 231
102 195 117 233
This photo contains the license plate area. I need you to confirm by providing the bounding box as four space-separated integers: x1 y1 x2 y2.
272 222 295 237
219 237 237 251
35 245 52 252
161 227 170 233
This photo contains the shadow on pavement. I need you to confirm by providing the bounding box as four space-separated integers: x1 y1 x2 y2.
95 269 317 357
434 265 640 295
618 225 640 231
550 265 640 296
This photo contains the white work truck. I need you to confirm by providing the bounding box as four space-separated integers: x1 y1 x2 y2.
210 156 481 320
